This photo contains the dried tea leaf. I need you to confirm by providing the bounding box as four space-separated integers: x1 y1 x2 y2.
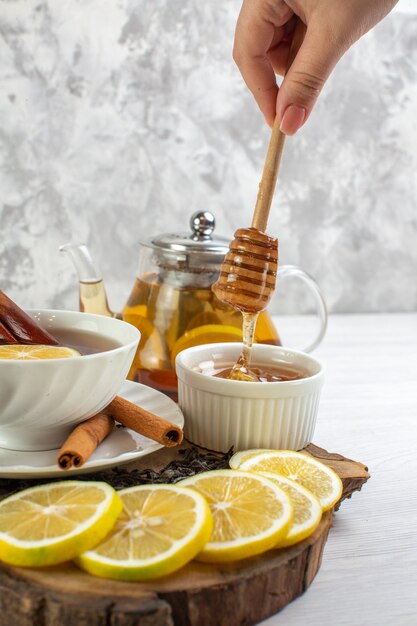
0 447 234 497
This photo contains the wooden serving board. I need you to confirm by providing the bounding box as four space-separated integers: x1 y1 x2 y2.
0 444 369 626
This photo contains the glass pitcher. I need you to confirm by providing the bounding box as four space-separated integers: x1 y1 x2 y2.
122 211 327 400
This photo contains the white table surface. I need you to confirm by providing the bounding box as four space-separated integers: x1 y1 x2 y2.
263 313 417 626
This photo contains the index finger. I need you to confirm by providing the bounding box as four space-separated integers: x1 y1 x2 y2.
233 0 293 125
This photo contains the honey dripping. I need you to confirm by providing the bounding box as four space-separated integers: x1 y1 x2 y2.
227 312 260 381
212 227 279 383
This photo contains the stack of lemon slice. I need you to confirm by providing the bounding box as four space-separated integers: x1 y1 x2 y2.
0 450 343 580
230 449 343 511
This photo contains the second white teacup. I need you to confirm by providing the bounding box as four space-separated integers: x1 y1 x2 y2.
176 343 324 453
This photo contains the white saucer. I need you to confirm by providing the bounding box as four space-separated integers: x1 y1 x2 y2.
0 380 184 479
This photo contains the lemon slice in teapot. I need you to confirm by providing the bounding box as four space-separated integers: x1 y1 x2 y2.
171 324 242 364
186 311 222 331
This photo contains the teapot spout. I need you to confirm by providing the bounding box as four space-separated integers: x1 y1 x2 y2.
60 243 115 318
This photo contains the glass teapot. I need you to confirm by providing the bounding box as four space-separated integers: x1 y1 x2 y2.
61 211 327 400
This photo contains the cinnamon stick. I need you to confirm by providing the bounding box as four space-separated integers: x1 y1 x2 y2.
57 396 183 470
105 395 183 447
0 321 18 345
57 413 115 469
0 290 58 345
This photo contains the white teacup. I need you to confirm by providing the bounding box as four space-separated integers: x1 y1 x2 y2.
0 310 140 451
176 343 324 453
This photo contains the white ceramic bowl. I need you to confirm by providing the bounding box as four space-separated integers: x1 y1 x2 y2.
0 310 140 451
176 343 324 453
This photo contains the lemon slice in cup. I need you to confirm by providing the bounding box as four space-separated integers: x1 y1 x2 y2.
235 451 343 511
0 344 80 360
0 481 122 566
179 470 293 562
76 484 213 581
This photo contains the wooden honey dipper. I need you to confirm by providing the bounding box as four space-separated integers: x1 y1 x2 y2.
213 20 306 315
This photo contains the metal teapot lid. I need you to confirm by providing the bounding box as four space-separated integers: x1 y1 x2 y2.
150 211 229 268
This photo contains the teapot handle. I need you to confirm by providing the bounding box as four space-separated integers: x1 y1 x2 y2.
275 265 328 353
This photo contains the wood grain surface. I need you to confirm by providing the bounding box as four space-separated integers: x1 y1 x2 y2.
0 443 368 626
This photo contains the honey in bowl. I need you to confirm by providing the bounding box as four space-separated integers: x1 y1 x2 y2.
196 359 309 382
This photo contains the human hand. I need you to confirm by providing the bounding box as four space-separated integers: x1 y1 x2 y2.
233 0 398 133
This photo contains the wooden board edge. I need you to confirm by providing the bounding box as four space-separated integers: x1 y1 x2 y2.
304 443 370 506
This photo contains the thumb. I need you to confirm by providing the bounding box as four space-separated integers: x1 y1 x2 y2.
277 21 347 135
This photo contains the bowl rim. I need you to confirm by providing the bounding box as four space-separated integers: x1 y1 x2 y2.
175 342 325 393
0 309 140 363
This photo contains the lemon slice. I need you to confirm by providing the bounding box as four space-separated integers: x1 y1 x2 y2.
229 449 275 469
179 470 293 562
186 312 222 331
257 472 322 547
0 481 122 566
171 324 242 363
237 451 343 511
0 344 80 360
122 307 166 376
76 484 213 581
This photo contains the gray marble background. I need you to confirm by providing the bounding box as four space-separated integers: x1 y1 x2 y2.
0 0 416 315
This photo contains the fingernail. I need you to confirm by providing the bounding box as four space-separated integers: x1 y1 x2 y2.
280 105 306 135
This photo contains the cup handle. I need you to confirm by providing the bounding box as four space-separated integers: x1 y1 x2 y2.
276 265 328 352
